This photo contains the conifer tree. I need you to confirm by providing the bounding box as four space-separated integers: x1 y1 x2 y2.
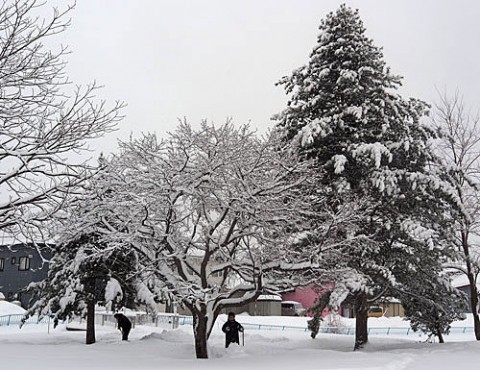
26 167 158 345
28 234 136 344
399 271 467 343
276 5 459 349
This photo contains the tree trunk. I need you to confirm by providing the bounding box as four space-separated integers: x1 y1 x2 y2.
192 311 209 359
86 298 96 345
354 292 369 350
436 323 445 343
437 331 444 343
85 277 96 345
437 333 444 343
461 229 480 340
467 273 480 340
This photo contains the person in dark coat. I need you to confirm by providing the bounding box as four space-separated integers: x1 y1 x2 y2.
114 313 132 341
222 312 244 348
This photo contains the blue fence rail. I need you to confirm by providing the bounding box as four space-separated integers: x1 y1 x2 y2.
312 326 475 336
0 314 51 327
177 316 193 326
179 317 475 337
240 323 309 332
1 312 475 337
176 316 475 336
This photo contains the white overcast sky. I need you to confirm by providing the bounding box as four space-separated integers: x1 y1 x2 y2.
46 0 480 155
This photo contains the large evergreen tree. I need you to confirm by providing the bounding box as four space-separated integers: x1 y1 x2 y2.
276 5 460 349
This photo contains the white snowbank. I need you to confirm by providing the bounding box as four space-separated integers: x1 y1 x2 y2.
1 314 480 369
1 321 480 369
0 301 26 316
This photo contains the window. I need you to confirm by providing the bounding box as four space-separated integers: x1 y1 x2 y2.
0 258 4 271
10 257 16 265
18 256 31 271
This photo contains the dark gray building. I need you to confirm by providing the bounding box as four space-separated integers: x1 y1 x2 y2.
456 284 480 313
0 243 51 308
451 274 480 313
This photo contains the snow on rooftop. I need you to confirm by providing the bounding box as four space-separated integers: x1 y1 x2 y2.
378 297 401 304
281 300 304 306
257 295 281 301
450 274 480 289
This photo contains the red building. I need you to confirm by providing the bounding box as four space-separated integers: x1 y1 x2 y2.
282 284 339 317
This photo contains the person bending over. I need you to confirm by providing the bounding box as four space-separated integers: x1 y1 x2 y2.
114 313 132 341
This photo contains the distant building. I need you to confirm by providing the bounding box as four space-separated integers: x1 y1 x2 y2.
282 285 405 318
282 284 337 317
0 243 51 309
338 297 405 319
225 295 282 316
452 274 480 313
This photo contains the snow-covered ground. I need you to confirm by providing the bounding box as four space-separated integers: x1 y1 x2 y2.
1 314 480 369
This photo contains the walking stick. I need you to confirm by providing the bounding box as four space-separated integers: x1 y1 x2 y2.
242 330 245 346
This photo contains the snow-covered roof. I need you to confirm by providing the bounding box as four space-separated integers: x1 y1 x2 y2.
450 274 480 289
281 300 303 306
451 274 470 288
377 297 401 304
257 295 281 301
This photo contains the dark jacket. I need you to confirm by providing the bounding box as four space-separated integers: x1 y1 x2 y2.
222 319 244 345
114 313 132 330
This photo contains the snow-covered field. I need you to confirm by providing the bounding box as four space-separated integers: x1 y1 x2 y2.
1 314 480 369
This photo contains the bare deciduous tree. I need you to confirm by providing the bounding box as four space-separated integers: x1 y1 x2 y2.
432 90 480 340
94 121 361 359
0 0 123 240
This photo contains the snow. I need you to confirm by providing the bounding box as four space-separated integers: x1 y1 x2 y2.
257 295 281 301
0 301 26 316
296 117 333 146
1 315 480 369
352 142 393 169
104 278 123 303
333 154 348 174
337 69 358 83
344 106 363 119
318 67 330 79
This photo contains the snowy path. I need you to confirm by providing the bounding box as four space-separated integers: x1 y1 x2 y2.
1 321 480 370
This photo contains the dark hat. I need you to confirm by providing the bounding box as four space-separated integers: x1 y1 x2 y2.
228 312 235 317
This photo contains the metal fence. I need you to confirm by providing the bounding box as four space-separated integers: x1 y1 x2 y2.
0 313 193 329
240 322 309 332
315 326 475 336
0 314 51 327
136 315 476 337
96 313 194 329
1 312 475 337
